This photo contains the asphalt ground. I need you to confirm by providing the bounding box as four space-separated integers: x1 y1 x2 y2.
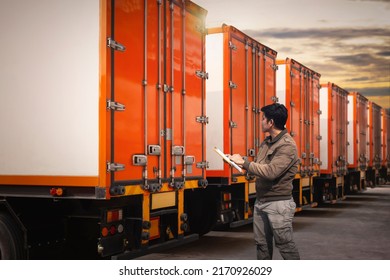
136 184 390 260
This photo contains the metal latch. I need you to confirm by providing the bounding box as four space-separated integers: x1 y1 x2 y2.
133 155 147 166
107 100 125 111
107 162 125 172
196 116 209 124
107 38 126 52
184 156 195 165
271 64 278 71
195 70 209 80
172 146 185 156
148 145 161 155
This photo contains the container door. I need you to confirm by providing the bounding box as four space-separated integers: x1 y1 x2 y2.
347 94 357 168
357 95 368 170
385 109 390 168
331 86 338 174
109 0 151 188
259 49 277 147
381 109 389 167
263 50 277 106
230 34 248 175
373 104 382 169
334 86 348 175
109 0 206 189
289 63 303 168
311 75 321 174
181 1 207 181
342 89 348 174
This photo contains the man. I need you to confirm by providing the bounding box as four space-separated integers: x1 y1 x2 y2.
229 103 300 260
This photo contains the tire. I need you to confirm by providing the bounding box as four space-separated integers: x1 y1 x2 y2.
0 212 26 259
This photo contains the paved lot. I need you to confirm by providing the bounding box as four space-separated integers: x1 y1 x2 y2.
136 184 390 260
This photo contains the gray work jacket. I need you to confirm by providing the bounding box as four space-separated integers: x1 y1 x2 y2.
243 129 299 202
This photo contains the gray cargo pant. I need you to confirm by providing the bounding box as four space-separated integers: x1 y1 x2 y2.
253 198 300 260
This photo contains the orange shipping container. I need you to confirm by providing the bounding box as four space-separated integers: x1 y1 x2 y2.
205 25 277 183
0 0 208 197
347 92 369 171
0 0 208 259
346 92 369 192
314 83 348 202
366 101 383 187
319 83 348 176
276 58 321 209
276 58 321 177
381 109 390 181
367 102 382 170
109 0 207 192
381 109 388 167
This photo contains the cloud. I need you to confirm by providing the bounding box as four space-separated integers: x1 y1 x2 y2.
331 53 377 66
244 27 390 40
345 76 371 82
349 0 390 3
377 51 390 56
347 87 390 97
244 26 389 110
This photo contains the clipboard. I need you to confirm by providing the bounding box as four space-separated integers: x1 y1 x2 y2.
213 147 243 173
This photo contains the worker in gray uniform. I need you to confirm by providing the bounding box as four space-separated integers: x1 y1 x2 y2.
229 103 300 260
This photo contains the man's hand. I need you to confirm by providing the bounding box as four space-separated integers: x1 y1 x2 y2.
229 154 245 166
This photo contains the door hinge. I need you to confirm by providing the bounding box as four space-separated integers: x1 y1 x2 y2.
229 41 237 51
107 162 125 172
196 161 209 169
107 100 126 111
229 81 237 89
271 96 279 102
195 70 209 79
196 116 209 124
271 64 278 71
229 121 237 128
107 37 126 52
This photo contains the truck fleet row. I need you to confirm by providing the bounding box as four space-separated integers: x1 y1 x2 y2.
0 0 389 259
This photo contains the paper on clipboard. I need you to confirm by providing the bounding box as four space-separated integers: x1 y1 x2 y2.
213 147 243 173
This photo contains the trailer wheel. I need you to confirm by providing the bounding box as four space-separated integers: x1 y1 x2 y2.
0 213 26 259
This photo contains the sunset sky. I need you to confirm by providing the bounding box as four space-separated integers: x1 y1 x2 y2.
193 0 390 109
